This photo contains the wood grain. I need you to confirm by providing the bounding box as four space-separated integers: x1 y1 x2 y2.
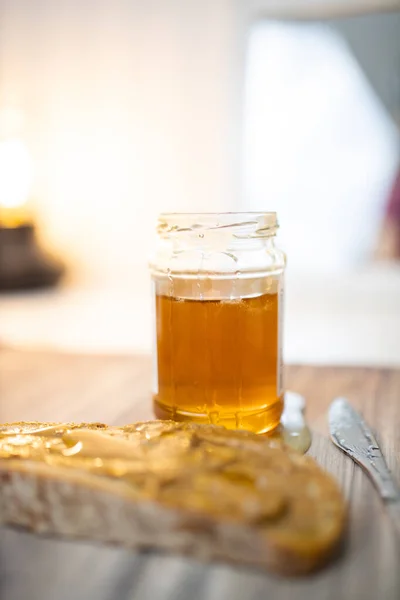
1 347 400 600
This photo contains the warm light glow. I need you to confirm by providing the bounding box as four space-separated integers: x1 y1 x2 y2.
0 138 33 210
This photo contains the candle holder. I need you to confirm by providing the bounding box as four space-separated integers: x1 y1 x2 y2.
0 115 64 291
0 220 64 291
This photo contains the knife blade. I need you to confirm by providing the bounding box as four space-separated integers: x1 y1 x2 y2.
329 397 400 535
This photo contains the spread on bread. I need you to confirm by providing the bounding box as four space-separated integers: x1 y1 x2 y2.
0 420 345 574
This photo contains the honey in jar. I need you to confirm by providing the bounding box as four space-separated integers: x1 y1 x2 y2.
150 213 285 434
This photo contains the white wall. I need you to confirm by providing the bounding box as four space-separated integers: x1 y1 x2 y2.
243 19 399 273
1 2 398 284
0 0 244 284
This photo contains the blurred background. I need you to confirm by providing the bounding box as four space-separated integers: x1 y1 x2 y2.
0 0 399 365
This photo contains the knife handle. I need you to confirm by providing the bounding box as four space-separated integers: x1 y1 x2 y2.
386 501 400 539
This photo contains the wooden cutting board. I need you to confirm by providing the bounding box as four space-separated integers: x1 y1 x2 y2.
1 347 400 600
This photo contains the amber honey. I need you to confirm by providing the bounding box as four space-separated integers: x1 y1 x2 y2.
153 276 284 434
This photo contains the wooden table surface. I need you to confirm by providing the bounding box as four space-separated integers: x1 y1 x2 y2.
1 348 400 600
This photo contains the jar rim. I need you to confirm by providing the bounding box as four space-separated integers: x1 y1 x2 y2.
157 212 278 238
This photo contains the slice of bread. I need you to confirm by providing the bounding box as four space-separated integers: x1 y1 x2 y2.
0 420 346 575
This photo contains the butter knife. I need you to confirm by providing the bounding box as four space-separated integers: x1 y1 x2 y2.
329 397 400 536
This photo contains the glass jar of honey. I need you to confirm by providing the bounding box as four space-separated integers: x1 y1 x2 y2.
149 212 286 434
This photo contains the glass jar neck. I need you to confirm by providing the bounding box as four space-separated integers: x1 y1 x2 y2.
150 212 284 278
